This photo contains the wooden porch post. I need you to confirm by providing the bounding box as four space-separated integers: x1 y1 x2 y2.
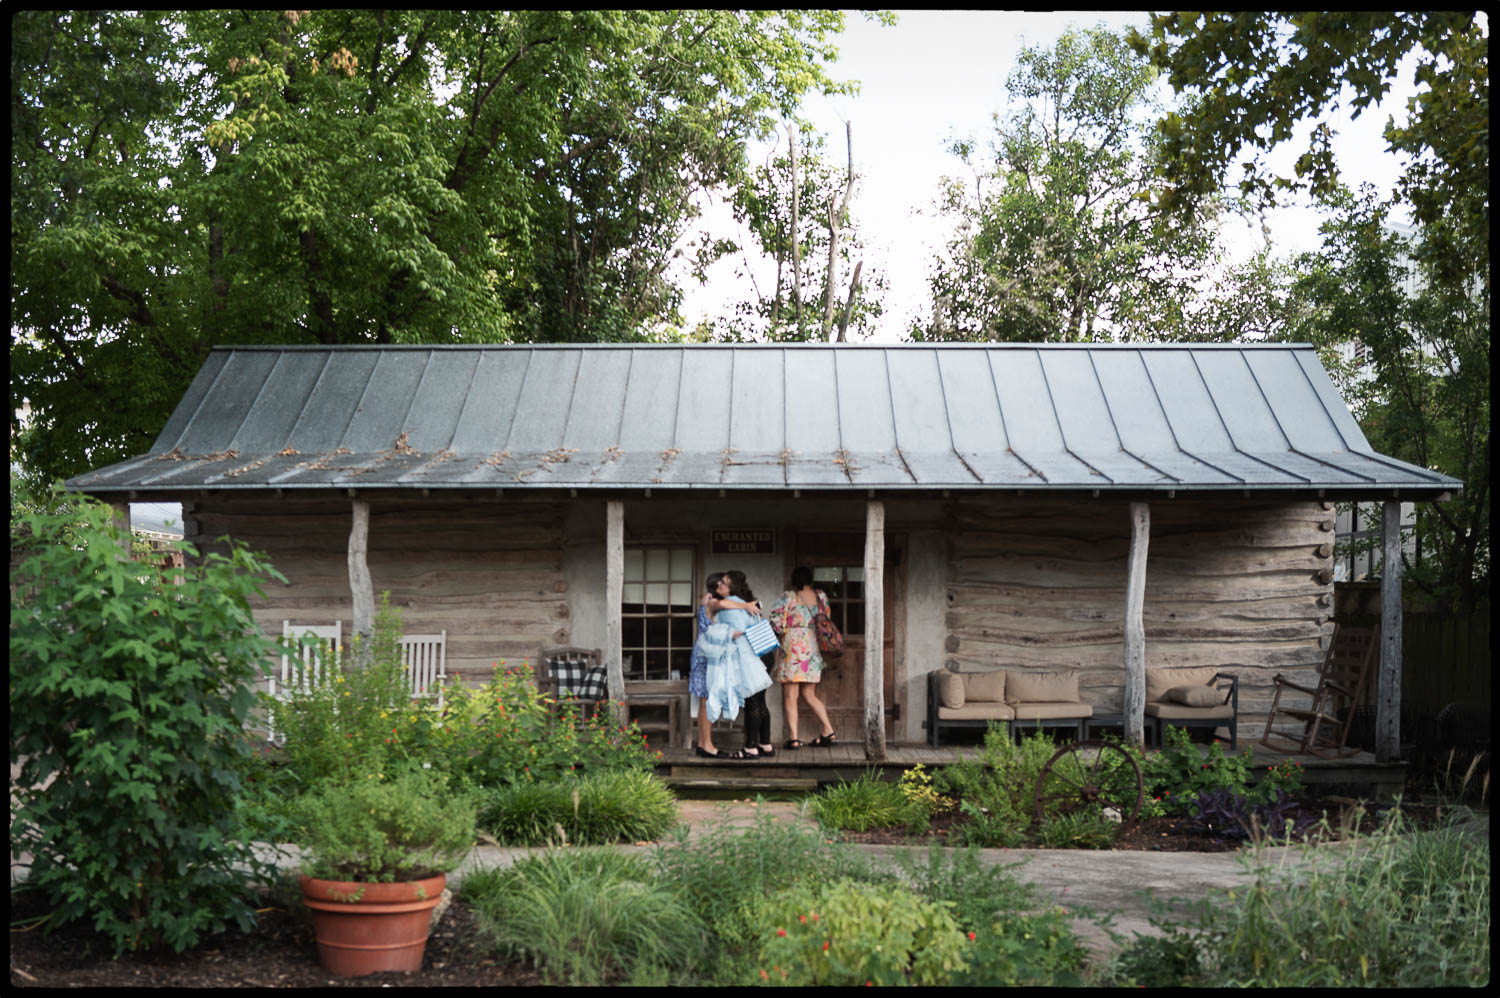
1376 500 1403 763
1123 502 1150 747
863 499 887 760
109 500 132 559
349 499 375 662
605 500 627 723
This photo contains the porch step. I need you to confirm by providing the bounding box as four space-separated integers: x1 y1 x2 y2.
663 773 818 794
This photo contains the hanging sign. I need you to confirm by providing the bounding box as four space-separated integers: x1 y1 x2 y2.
710 528 776 555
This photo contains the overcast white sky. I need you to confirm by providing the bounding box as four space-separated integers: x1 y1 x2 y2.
675 9 1432 342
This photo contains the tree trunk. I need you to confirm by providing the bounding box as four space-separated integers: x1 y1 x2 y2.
837 260 863 342
789 126 802 333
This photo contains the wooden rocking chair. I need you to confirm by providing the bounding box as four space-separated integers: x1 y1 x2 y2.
1260 623 1380 758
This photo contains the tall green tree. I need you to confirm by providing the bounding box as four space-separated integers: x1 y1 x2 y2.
1132 12 1489 610
11 10 854 484
1286 190 1488 612
1127 12 1487 286
914 26 1223 342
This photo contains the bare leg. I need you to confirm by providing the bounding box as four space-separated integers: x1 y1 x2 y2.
782 682 801 744
801 682 835 737
698 697 716 753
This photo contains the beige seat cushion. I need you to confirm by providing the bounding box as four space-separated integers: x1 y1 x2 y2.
938 703 1016 721
1145 702 1234 721
1167 684 1223 707
1012 701 1092 720
1005 669 1079 704
937 671 966 709
1145 666 1219 703
964 670 1007 703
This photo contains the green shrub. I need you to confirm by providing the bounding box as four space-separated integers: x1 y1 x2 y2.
1035 808 1118 849
652 807 894 983
935 727 1062 843
269 594 418 787
1141 725 1260 813
9 490 284 954
750 878 970 986
1128 809 1490 987
809 765 952 835
268 612 659 794
479 769 678 846
955 907 1089 986
294 769 476 881
462 849 707 985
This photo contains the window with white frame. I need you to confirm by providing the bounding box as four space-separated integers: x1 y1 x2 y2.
621 546 696 681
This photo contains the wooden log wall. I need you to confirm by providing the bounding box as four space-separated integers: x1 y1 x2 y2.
184 495 569 684
945 497 1336 741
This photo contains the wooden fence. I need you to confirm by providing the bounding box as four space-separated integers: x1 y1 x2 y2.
1401 611 1491 721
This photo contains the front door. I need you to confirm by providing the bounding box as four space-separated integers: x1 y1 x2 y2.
791 532 900 742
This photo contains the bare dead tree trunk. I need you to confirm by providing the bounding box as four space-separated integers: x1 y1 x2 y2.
837 259 863 342
823 121 856 341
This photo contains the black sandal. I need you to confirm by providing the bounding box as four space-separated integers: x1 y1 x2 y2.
695 746 727 758
811 731 837 747
758 745 776 758
783 739 803 750
725 748 752 760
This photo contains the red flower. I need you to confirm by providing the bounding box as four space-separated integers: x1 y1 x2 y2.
776 928 787 937
822 941 830 951
968 931 977 941
799 915 806 923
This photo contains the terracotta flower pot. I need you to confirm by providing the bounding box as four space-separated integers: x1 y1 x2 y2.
300 874 446 977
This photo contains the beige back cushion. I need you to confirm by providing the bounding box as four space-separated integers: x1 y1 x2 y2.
1146 666 1219 703
1167 684 1222 707
1005 669 1079 703
938 671 966 709
964 670 1007 703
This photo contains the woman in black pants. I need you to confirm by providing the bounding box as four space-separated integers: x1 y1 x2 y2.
726 570 775 758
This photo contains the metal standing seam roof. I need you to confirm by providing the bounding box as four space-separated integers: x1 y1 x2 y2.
65 343 1461 497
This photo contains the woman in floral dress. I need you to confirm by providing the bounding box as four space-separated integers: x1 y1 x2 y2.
768 566 837 749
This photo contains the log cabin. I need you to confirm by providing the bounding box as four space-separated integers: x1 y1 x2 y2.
67 343 1460 761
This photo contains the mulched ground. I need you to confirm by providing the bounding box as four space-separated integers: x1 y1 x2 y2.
832 796 1453 852
9 887 539 989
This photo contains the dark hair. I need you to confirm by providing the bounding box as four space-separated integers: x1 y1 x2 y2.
704 572 727 596
790 565 814 590
726 569 754 601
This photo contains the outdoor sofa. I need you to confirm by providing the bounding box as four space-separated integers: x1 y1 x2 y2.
927 666 1092 747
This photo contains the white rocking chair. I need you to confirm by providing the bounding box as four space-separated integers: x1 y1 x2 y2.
268 620 342 741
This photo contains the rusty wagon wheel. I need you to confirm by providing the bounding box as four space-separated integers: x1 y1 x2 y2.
1033 739 1143 828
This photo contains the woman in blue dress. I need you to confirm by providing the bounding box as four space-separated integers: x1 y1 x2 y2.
690 573 763 758
696 574 773 758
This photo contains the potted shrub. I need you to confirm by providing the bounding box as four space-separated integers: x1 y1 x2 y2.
293 769 476 977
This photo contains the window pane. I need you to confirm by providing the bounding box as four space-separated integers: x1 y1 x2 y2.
670 547 693 580
670 615 693 649
646 548 669 580
623 652 641 680
845 601 865 635
645 582 669 610
846 567 863 582
623 583 643 605
669 582 692 609
623 617 643 648
813 566 843 583
669 648 691 679
624 548 643 581
646 616 669 648
645 648 666 680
